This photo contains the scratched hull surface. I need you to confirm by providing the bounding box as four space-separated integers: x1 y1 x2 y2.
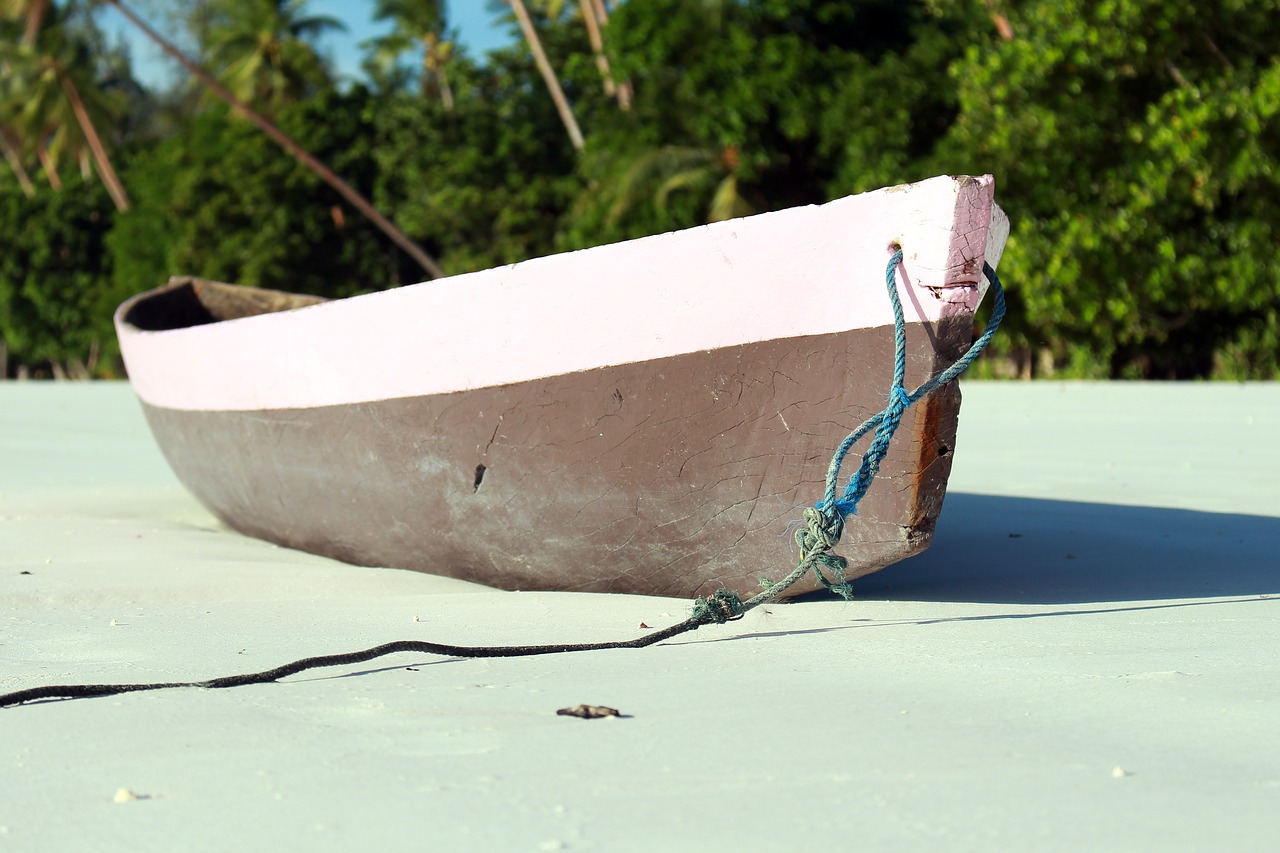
136 318 969 598
117 175 1007 598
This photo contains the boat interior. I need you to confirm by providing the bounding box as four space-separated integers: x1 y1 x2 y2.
123 277 327 331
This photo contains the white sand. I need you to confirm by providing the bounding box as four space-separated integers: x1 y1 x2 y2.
2 381 1277 851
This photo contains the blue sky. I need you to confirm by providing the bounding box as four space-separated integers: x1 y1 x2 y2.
98 1 517 90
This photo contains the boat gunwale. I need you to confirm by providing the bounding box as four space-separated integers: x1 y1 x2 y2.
115 174 1005 413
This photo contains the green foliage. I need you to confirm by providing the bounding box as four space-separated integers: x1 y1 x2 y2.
0 5 131 205
558 0 984 250
110 89 404 297
102 141 175 298
368 0 454 106
367 51 581 273
935 0 1280 378
3 0 1279 378
201 0 345 114
0 172 122 376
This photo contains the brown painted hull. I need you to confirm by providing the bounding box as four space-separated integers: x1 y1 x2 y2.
118 175 1009 598
139 317 972 599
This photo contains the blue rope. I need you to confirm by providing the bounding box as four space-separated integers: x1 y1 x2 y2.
755 252 1007 606
798 252 1006 598
686 252 1004 620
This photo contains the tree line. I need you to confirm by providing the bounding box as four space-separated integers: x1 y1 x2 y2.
1 0 1277 379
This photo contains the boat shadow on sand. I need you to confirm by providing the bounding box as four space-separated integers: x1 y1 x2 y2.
840 493 1280 605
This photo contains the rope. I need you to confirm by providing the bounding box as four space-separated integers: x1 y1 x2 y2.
0 255 1006 708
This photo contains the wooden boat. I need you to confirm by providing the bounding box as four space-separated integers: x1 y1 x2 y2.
115 174 1008 599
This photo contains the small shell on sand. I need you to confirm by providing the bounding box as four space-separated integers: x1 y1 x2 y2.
556 704 622 719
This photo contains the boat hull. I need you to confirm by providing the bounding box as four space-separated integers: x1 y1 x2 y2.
117 175 1007 598
137 318 970 598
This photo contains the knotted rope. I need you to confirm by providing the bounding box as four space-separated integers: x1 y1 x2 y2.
685 250 1006 615
1 252 1005 708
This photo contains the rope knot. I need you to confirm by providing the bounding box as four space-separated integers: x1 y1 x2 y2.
795 506 854 599
691 588 746 624
795 506 843 558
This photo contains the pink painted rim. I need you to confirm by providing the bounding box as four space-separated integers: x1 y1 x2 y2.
117 175 1007 413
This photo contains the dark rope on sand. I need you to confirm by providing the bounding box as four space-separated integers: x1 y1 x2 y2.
0 621 703 707
1 259 1004 709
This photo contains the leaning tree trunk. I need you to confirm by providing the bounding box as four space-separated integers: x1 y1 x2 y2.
37 146 62 190
61 76 130 211
585 0 630 110
578 0 623 106
508 0 584 150
102 0 446 279
4 0 52 194
22 0 51 44
0 129 35 197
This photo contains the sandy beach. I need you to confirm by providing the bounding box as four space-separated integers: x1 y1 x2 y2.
2 381 1277 851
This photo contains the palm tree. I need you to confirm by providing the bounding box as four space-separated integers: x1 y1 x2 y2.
100 0 445 278
370 0 455 111
520 0 628 112
202 0 344 115
0 126 35 195
608 145 752 226
0 0 48 41
359 37 415 94
507 0 583 150
575 0 627 109
1 2 55 195
0 6 130 209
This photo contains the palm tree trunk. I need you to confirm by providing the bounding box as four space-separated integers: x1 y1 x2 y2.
422 35 454 113
37 146 61 190
102 0 446 280
587 0 630 110
60 76 131 211
0 129 36 197
508 0 584 150
578 0 616 100
982 0 1014 40
5 0 51 193
22 0 50 44
437 63 455 112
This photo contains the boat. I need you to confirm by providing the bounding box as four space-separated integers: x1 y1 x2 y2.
115 174 1009 599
